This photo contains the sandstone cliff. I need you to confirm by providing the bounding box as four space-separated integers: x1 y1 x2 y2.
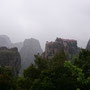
0 47 21 75
43 38 80 58
0 35 43 74
86 39 90 50
20 38 43 73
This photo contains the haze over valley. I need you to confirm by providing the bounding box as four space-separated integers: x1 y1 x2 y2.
0 0 90 90
0 0 90 50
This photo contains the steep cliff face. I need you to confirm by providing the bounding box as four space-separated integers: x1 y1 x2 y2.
86 39 90 50
0 47 21 75
0 35 43 74
20 38 43 72
43 38 80 58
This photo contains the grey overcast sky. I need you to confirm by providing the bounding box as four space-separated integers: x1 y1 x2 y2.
0 0 90 49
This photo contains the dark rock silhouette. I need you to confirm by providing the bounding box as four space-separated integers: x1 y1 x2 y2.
0 47 21 75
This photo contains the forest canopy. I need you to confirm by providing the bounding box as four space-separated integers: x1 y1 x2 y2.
0 49 90 90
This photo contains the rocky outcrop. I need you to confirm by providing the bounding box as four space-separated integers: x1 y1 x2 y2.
86 39 90 50
0 35 12 48
0 35 43 74
0 47 21 75
13 42 23 52
20 38 43 73
0 35 23 52
43 38 80 58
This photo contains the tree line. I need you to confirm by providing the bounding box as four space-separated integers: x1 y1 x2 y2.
0 49 90 90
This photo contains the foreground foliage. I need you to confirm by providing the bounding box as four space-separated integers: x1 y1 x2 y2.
0 49 90 90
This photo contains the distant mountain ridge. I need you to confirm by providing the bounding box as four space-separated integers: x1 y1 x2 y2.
0 35 43 74
0 35 90 74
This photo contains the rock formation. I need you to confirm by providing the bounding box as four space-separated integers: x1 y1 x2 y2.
13 42 23 52
20 38 43 73
0 35 23 52
0 47 21 75
0 35 12 48
43 38 80 58
86 39 90 51
0 35 43 74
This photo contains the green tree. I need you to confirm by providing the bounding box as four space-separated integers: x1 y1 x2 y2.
0 66 16 90
64 61 90 90
17 50 90 90
74 49 90 77
34 54 48 71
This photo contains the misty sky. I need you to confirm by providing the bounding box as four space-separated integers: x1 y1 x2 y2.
0 0 90 49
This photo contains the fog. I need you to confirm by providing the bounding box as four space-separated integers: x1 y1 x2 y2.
0 0 90 50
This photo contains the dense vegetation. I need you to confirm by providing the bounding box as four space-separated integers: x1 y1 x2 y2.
0 49 90 90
